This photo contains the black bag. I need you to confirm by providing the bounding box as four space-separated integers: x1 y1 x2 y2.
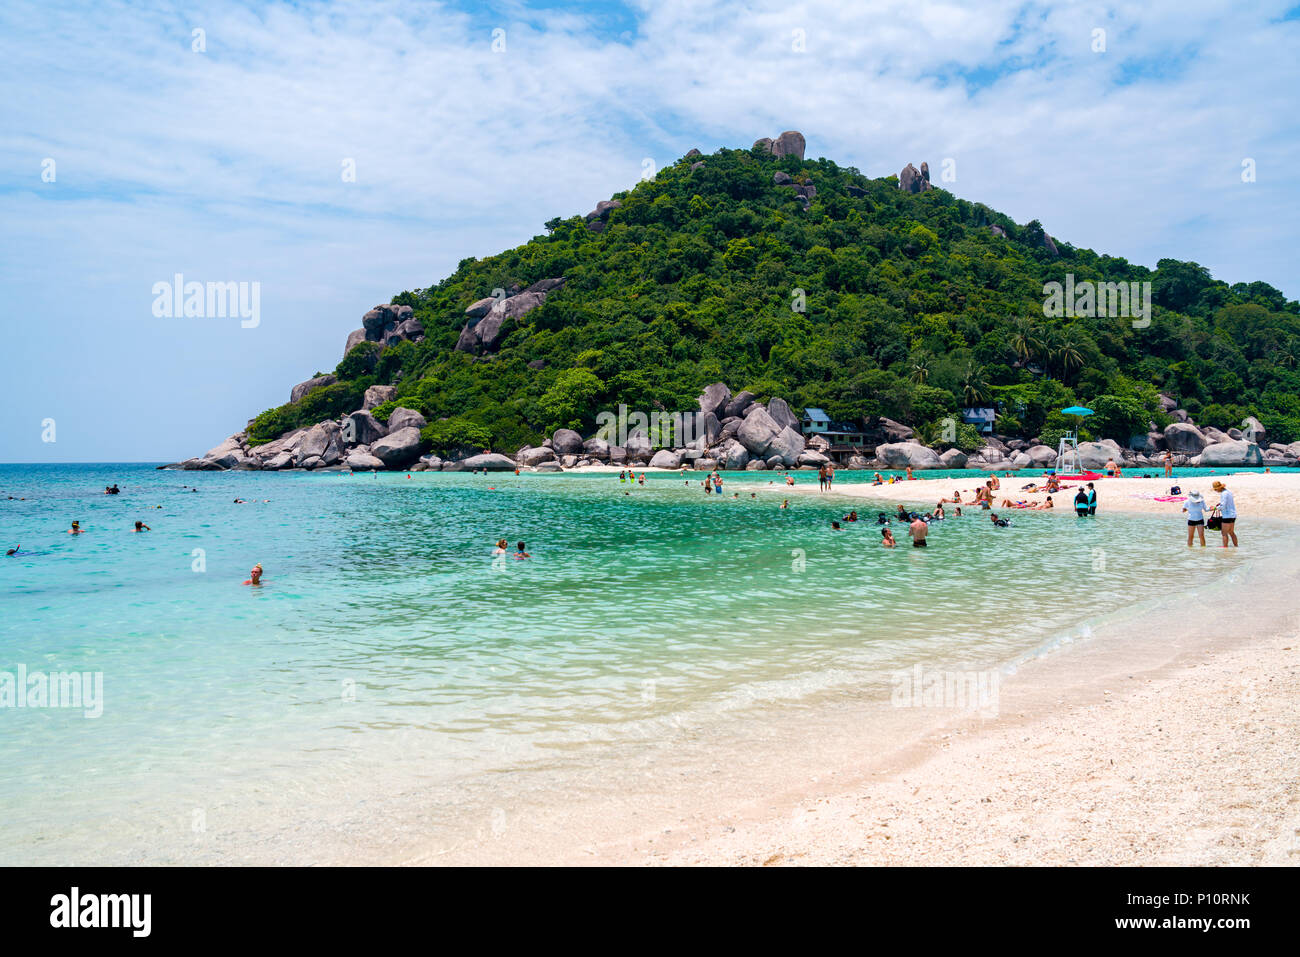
1170 485 1181 495
1206 506 1222 530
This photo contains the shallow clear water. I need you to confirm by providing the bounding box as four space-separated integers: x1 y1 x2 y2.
0 463 1279 863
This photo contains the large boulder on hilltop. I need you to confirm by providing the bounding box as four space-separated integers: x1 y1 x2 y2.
939 448 968 469
290 374 336 404
341 410 387 446
723 391 755 418
551 428 584 455
525 277 567 295
899 163 932 194
1158 393 1178 412
648 449 682 469
465 297 496 318
585 199 622 223
766 397 799 432
386 407 427 432
875 442 943 469
361 303 413 338
697 382 731 419
737 407 783 456
363 385 396 411
344 328 367 357
773 171 792 185
371 427 425 468
1163 422 1208 454
752 137 774 152
517 447 557 467
770 131 806 159
455 284 560 354
1199 441 1263 467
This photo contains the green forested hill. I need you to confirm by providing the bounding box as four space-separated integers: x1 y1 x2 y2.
248 140 1300 452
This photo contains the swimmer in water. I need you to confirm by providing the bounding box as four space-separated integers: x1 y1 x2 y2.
781 499 789 509
831 520 841 530
491 538 508 557
133 521 150 532
5 545 18 556
881 527 895 548
513 541 531 560
69 521 84 535
243 563 264 585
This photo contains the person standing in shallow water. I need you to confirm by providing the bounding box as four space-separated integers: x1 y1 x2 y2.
1212 480 1238 547
1086 482 1097 516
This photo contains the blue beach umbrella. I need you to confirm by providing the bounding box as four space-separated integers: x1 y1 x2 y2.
1061 406 1093 416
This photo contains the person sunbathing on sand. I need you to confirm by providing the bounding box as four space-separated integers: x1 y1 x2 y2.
1033 496 1054 510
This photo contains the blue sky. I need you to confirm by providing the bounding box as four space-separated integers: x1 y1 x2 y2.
2 0 1298 462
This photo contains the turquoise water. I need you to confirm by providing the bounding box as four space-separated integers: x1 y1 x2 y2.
0 462 1281 863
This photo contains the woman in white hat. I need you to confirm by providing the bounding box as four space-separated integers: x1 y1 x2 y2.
1182 490 1207 547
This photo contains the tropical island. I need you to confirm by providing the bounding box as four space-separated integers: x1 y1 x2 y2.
171 131 1300 473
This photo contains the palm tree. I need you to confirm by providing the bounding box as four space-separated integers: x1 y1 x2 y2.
909 352 933 384
1039 327 1064 377
1011 318 1042 365
960 363 990 406
1056 333 1085 379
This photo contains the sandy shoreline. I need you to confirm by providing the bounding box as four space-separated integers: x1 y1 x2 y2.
393 473 1300 867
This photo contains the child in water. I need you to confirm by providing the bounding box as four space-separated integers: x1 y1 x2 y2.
881 528 896 548
513 542 531 559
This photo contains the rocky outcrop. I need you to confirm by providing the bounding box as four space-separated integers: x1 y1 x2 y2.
938 448 967 469
454 453 517 472
648 449 682 469
291 374 336 404
346 452 385 470
875 442 942 469
899 163 932 194
1163 422 1208 454
766 397 798 432
371 427 425 468
341 410 387 446
517 446 556 467
385 407 427 432
723 391 755 419
1198 441 1263 467
363 385 396 411
754 131 806 160
455 281 564 354
550 428 584 455
697 382 731 419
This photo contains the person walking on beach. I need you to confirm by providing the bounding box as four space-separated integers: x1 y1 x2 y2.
1212 480 1238 547
1163 451 1174 478
908 516 928 547
818 464 828 491
1086 482 1097 516
1183 490 1207 547
826 463 835 490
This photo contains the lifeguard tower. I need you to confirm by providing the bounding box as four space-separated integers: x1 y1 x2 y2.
1055 405 1093 473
